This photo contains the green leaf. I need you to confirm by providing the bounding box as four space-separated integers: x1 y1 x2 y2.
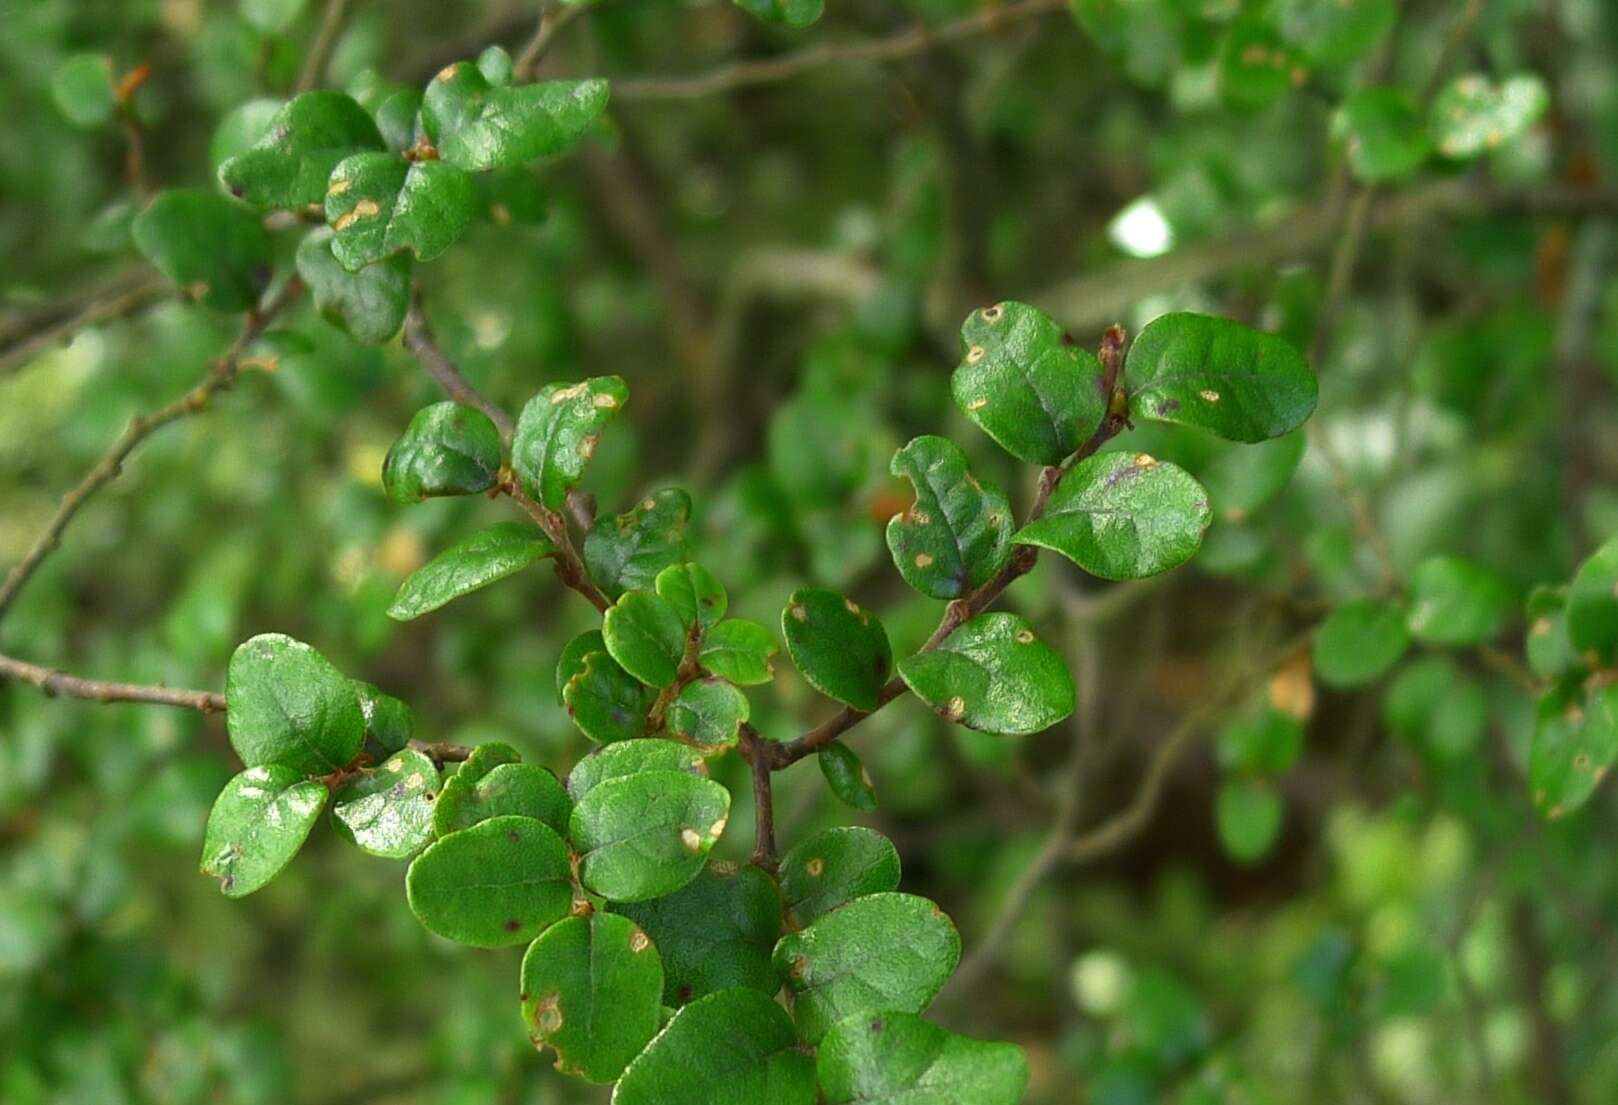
520 913 664 1083
331 748 439 859
782 588 893 710
405 815 572 947
1216 708 1304 777
1332 88 1432 183
565 738 708 802
951 301 1106 465
583 488 692 597
569 770 731 902
1276 0 1396 64
773 892 961 1043
1406 555 1509 646
655 562 728 630
667 679 749 753
388 522 555 621
476 44 514 86
613 988 817 1105
220 91 384 210
1219 19 1306 112
1200 431 1307 521
700 619 778 686
295 226 411 343
1013 451 1211 580
434 759 571 838
511 377 628 509
1526 586 1581 680
211 97 283 169
1126 313 1317 442
563 651 654 744
374 88 424 154
819 742 878 810
200 766 327 897
132 190 272 313
354 680 415 753
1530 681 1618 819
1567 537 1618 665
226 633 364 775
885 436 1013 600
733 0 824 29
422 63 609 171
556 629 606 705
1430 73 1549 160
325 154 475 270
1215 778 1283 864
1312 599 1411 688
381 401 502 504
616 864 782 1005
818 1011 1029 1105
897 613 1075 736
603 590 690 687
51 54 116 127
779 826 901 926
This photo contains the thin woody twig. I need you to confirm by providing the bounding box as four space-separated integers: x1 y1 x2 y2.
402 291 516 440
513 2 590 82
296 0 355 93
739 724 779 870
0 271 171 378
0 278 304 626
505 484 612 613
0 653 226 713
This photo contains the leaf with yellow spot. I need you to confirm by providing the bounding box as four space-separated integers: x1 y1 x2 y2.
885 436 1012 600
582 488 692 598
331 748 440 859
219 90 383 210
1530 679 1618 819
781 587 893 711
779 826 900 926
325 153 475 271
569 770 730 902
897 612 1074 736
512 376 629 509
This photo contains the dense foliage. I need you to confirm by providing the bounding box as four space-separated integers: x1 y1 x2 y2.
3 1 1618 1103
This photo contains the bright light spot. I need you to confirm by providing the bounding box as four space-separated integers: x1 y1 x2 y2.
1108 196 1174 259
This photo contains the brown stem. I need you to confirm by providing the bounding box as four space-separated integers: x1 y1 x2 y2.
512 2 589 81
739 724 778 870
0 270 171 378
0 278 303 625
0 652 226 713
403 291 516 440
506 485 612 613
407 739 474 765
295 0 354 93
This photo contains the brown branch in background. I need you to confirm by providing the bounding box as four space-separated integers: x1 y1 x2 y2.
407 739 473 764
0 270 170 378
612 0 1067 101
296 0 355 93
402 290 516 440
512 1 591 82
0 653 226 713
0 278 304 626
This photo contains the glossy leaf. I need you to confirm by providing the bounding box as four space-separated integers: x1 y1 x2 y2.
565 738 708 802
325 154 475 270
295 226 411 343
405 815 572 947
818 741 878 810
388 522 555 621
773 892 961 1042
699 619 778 686
1529 681 1618 819
951 301 1106 465
569 770 731 902
898 613 1074 735
219 90 383 209
563 651 653 744
381 401 502 504
354 681 415 753
1406 555 1509 646
779 826 901 926
655 562 727 630
132 190 272 312
666 678 749 753
613 988 817 1105
556 629 607 705
1126 312 1317 442
1313 599 1411 688
1014 451 1211 580
519 913 663 1083
818 1011 1029 1105
583 488 692 597
434 759 571 838
511 377 628 509
331 748 439 859
1567 537 1618 665
421 63 608 171
226 633 364 775
1215 779 1283 864
602 590 689 688
1431 73 1549 160
886 436 1013 600
782 588 893 710
616 864 782 1005
200 766 326 898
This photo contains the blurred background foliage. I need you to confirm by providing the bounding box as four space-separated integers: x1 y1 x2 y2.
3 0 1618 1102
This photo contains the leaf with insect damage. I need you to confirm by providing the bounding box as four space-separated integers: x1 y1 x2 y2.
885 436 1012 600
511 376 628 509
381 401 503 504
569 771 730 902
897 613 1074 736
200 765 326 898
325 153 475 270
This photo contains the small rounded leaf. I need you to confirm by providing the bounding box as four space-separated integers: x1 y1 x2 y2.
51 54 117 127
1406 556 1509 646
1567 537 1618 665
295 226 411 343
603 590 689 688
1430 73 1549 160
819 741 878 810
613 988 816 1105
700 619 778 686
897 612 1075 736
422 65 609 172
405 815 573 947
1014 452 1211 580
219 90 384 210
885 436 1013 600
381 402 503 504
354 680 415 753
512 377 628 509
556 629 607 705
615 864 783 1006
1530 681 1618 819
667 678 750 753
226 633 364 775
563 651 653 744
779 826 901 926
569 770 731 902
331 748 439 859
782 588 893 710
656 562 728 629
1332 88 1432 182
201 766 327 897
520 913 664 1083
388 521 556 621
1312 599 1411 688
817 1011 1029 1105
133 189 273 313
434 760 571 838
1215 778 1284 864
583 488 692 598
565 738 708 802
326 154 475 270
